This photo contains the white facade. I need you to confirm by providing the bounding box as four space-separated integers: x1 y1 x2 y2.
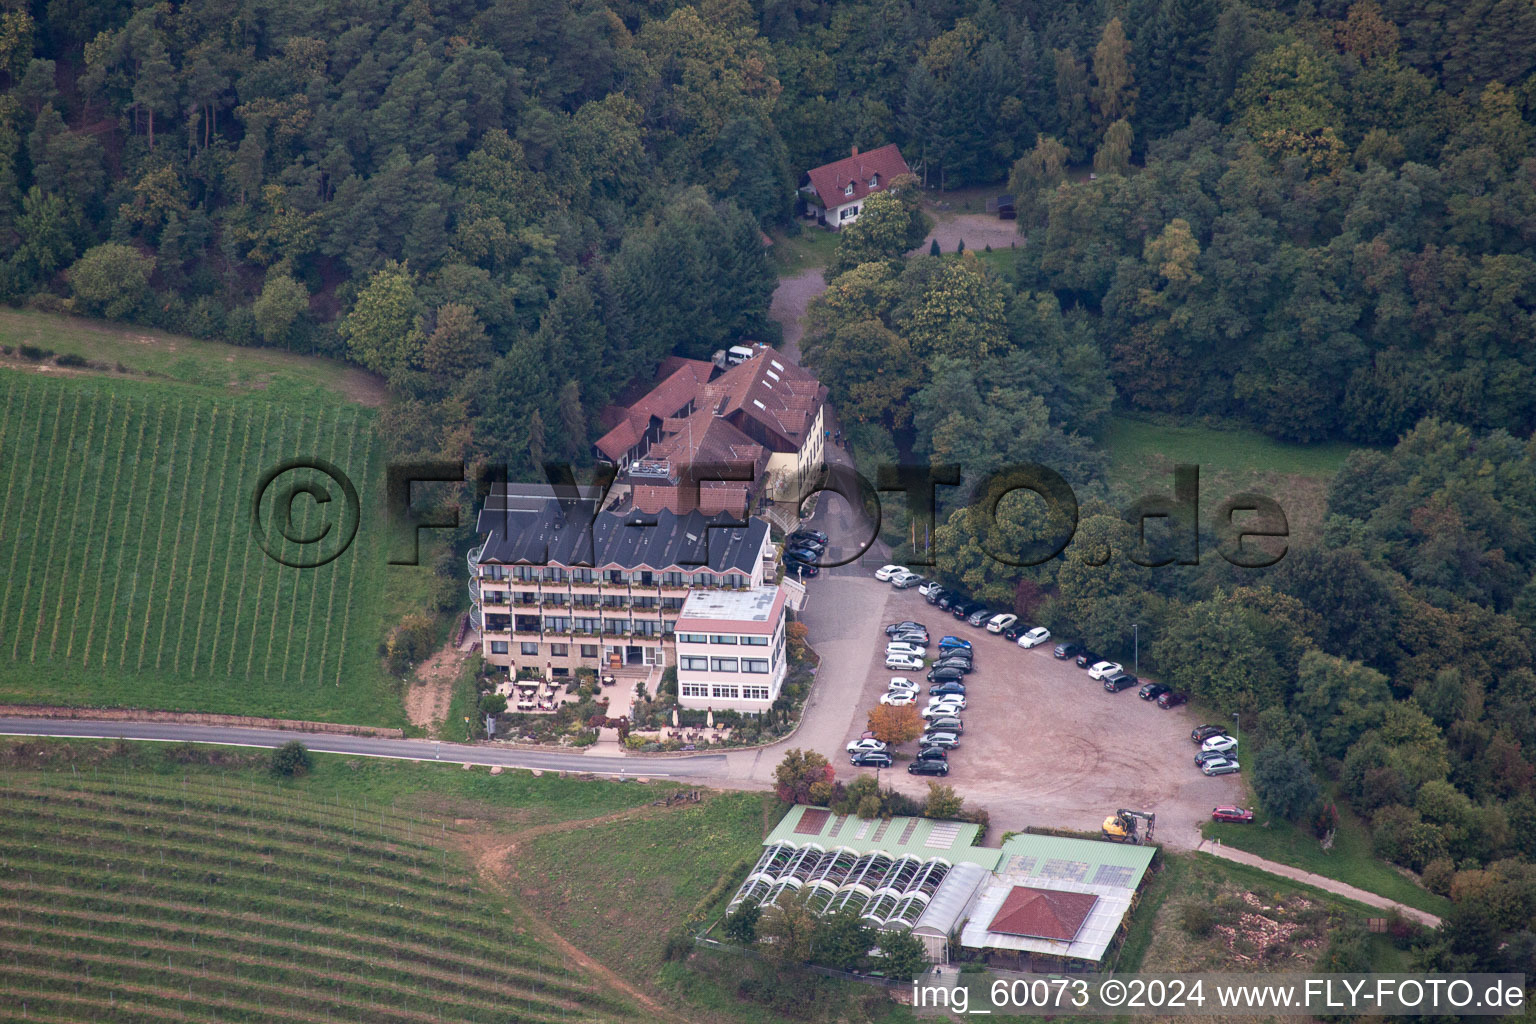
674 587 789 713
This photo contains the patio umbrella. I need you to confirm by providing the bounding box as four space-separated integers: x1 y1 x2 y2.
707 710 714 728
671 708 678 727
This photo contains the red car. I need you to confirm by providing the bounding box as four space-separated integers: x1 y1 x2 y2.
1157 691 1187 708
1211 806 1254 824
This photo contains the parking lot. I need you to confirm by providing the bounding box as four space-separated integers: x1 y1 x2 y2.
828 579 1242 850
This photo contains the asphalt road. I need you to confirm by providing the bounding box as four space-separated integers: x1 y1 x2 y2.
0 717 729 779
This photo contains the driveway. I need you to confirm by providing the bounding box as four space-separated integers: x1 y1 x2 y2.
807 580 1240 849
768 268 826 364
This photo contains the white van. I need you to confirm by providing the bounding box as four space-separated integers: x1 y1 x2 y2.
726 345 756 365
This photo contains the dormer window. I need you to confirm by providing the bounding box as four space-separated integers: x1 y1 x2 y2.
843 181 855 197
869 173 879 188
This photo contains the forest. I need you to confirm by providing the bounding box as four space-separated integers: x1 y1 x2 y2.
4 0 1536 977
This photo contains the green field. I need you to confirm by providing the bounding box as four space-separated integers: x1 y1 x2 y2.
1105 414 1356 482
0 746 648 1024
0 370 397 723
0 309 382 407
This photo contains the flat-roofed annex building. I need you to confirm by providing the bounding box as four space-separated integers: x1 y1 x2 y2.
673 586 789 713
468 488 773 676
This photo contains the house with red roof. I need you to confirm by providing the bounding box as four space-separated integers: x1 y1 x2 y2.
799 143 912 229
594 345 829 516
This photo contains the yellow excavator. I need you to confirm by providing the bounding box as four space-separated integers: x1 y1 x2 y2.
1102 809 1156 844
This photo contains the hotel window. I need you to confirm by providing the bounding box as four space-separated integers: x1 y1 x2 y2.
711 685 740 699
550 644 569 657
681 683 709 698
520 642 539 656
663 620 676 635
725 573 745 588
743 635 769 646
513 566 535 581
678 633 707 644
637 571 654 586
695 572 717 587
663 572 685 586
580 644 599 658
489 641 509 654
570 568 594 583
606 570 628 584
743 659 770 674
574 617 600 632
681 656 709 671
710 634 738 645
743 686 770 700
710 658 738 672
544 567 566 582
543 616 570 632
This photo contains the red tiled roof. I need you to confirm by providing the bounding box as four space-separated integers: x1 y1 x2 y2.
643 411 767 471
987 887 1099 942
698 347 827 453
805 144 910 210
594 360 715 461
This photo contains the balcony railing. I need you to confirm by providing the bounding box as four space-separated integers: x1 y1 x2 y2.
466 543 485 574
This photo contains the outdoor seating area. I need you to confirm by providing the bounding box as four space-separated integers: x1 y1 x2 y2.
505 677 576 713
658 727 733 744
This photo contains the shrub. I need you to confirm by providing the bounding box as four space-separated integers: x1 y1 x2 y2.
1421 857 1455 896
53 352 88 367
17 345 51 361
269 741 312 777
1180 902 1216 937
1253 744 1321 821
68 243 154 319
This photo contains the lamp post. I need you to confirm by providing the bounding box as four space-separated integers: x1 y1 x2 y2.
1132 624 1139 675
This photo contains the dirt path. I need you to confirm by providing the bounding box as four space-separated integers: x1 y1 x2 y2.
768 267 826 364
405 639 467 733
1196 840 1442 927
460 805 694 1024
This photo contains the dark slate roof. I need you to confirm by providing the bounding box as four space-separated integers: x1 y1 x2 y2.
475 494 768 573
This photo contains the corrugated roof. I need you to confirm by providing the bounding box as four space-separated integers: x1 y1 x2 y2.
912 862 989 938
997 833 1157 875
765 805 999 868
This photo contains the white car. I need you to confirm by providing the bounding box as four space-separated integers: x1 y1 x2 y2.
874 564 908 581
880 690 916 706
847 737 889 755
886 653 923 671
918 581 943 597
1202 734 1239 754
888 676 920 692
926 692 967 709
985 613 1018 633
1087 660 1123 680
922 700 966 718
885 642 927 659
1017 626 1052 649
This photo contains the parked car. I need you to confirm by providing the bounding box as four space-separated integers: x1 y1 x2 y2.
887 677 920 693
1201 757 1240 777
930 659 972 676
954 600 986 621
885 621 928 636
782 557 819 579
1139 682 1170 701
985 613 1018 633
920 731 961 749
1211 806 1255 824
785 545 822 563
1053 641 1083 660
890 631 930 646
885 642 927 659
1075 650 1100 669
885 653 923 671
924 586 947 605
1087 661 1123 681
914 746 948 762
929 682 967 697
1157 691 1187 709
1191 724 1227 743
918 581 943 597
923 696 966 714
874 564 908 581
1195 749 1230 768
936 591 965 611
1201 734 1238 754
937 636 972 651
847 738 889 755
1017 626 1052 649
966 608 995 627
891 572 924 589
907 759 950 776
789 529 828 546
879 690 916 706
1002 622 1026 640
927 715 964 734
921 704 964 720
851 751 894 768
1103 673 1137 693
926 667 968 685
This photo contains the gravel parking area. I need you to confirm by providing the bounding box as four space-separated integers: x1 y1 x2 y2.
829 580 1242 850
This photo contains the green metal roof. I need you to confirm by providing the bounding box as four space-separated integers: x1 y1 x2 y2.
996 832 1156 888
765 805 1002 868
